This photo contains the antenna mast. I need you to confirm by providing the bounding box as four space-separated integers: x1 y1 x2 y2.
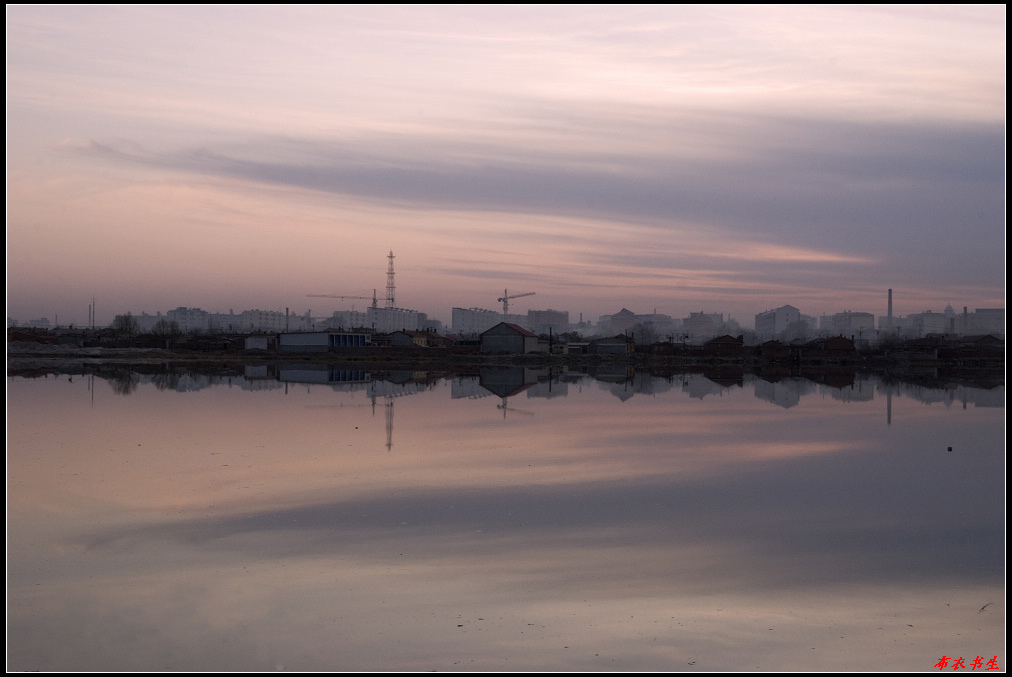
386 250 396 308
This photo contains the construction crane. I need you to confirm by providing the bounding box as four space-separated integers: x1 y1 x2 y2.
306 290 379 309
497 289 535 318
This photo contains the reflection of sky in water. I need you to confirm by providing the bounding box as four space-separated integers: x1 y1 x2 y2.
7 373 1004 670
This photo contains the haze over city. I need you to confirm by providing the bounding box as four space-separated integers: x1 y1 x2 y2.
6 6 1006 328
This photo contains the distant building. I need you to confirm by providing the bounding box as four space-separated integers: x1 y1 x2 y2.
754 305 801 340
209 310 243 333
702 334 744 358
453 307 501 335
453 307 530 334
167 307 211 334
598 309 677 341
325 309 370 331
528 309 569 335
591 335 635 355
417 314 443 333
966 308 1004 337
682 312 723 341
388 330 449 347
822 311 875 337
908 310 950 337
802 335 857 362
601 309 640 334
368 306 422 333
240 309 286 333
881 307 1004 339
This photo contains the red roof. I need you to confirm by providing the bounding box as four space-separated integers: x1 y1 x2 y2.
499 322 538 337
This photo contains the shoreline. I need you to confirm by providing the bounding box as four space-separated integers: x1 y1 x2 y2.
7 343 1004 390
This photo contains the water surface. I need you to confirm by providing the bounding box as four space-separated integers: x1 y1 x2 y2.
7 369 1004 670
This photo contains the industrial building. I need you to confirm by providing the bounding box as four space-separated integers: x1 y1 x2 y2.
278 331 372 352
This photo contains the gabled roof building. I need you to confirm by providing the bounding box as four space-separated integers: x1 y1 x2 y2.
480 322 543 354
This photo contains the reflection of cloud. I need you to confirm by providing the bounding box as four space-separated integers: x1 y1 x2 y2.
80 443 1004 591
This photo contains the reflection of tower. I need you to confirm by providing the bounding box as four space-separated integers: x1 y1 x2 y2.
386 250 395 308
385 396 394 450
496 396 534 419
886 385 892 425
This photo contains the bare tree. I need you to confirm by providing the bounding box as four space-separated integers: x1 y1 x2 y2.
150 319 181 338
112 313 139 338
630 322 658 346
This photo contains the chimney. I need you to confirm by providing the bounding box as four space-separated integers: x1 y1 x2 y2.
887 289 893 330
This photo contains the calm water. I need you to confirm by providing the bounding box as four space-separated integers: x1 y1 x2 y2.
6 368 1004 671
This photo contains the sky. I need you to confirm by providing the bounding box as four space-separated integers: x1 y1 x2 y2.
6 5 1006 328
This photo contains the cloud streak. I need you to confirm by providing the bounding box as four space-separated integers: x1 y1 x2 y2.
6 6 1005 323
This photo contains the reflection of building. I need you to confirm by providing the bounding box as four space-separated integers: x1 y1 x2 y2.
450 376 494 399
823 373 875 402
478 367 539 398
680 372 730 399
754 377 817 408
277 366 371 384
525 376 568 399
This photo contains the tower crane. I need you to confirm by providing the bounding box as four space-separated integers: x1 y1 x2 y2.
306 290 379 309
497 289 535 318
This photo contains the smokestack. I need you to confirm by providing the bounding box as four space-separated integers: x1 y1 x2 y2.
887 289 893 330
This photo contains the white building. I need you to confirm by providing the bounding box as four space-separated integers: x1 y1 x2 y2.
166 307 211 334
240 309 287 333
453 307 503 335
368 306 421 333
754 305 801 340
326 309 370 330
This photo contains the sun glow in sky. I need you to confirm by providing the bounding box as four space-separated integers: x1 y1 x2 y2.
6 5 1005 326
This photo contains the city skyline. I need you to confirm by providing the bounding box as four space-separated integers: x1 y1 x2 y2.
7 6 1006 327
